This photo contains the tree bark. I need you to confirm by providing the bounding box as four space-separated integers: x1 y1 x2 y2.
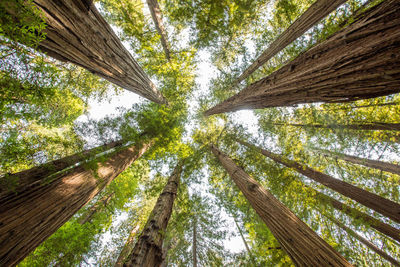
210 144 351 266
115 224 141 267
275 122 400 131
0 142 151 266
237 140 400 223
233 217 257 265
327 216 400 267
123 161 184 267
316 191 400 244
146 0 171 61
4 0 166 103
205 0 400 115
78 192 115 225
0 140 123 197
192 217 198 267
230 0 347 88
237 139 400 224
316 148 400 176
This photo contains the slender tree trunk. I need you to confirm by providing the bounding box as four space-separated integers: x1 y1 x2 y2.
233 217 257 265
327 216 400 266
0 142 151 266
79 192 115 224
210 144 351 266
160 241 171 267
205 0 400 115
316 191 400 244
330 102 399 111
192 217 198 267
316 148 400 176
230 0 347 88
146 0 171 61
275 122 400 131
123 161 184 267
115 224 141 267
0 140 123 197
4 0 165 103
238 139 400 224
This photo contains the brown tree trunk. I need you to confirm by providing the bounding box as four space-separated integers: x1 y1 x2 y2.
4 0 166 103
316 148 400 176
146 0 171 61
0 140 123 197
123 161 184 267
276 122 400 131
230 0 347 88
115 224 140 267
0 142 151 266
210 144 351 266
78 192 115 225
205 0 400 115
192 217 198 267
238 139 400 223
233 217 257 265
316 191 400 244
327 216 400 266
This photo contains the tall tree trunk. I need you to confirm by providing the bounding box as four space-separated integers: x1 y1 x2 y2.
327 216 400 266
230 0 347 88
123 161 184 267
315 148 400 176
146 0 171 61
237 139 400 224
210 144 351 266
0 140 123 197
330 102 400 111
0 142 151 266
316 191 400 244
274 122 400 131
205 0 400 115
4 0 166 103
115 224 141 267
192 217 198 267
233 217 257 265
79 192 115 225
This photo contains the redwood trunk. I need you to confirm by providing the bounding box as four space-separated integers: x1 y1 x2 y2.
278 122 400 131
192 217 198 267
231 0 347 88
233 217 256 265
5 0 166 103
328 216 400 266
123 161 183 267
205 0 400 115
115 224 140 267
79 192 115 225
238 139 400 223
210 145 351 266
0 140 123 197
146 0 171 60
0 143 151 266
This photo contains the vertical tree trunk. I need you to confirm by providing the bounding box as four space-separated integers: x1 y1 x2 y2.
146 0 171 60
205 0 400 115
192 217 198 267
230 0 347 88
233 217 257 265
4 0 166 103
327 216 400 266
123 161 184 267
238 139 400 223
0 142 151 266
316 148 400 176
210 144 351 266
115 224 141 267
316 191 400 244
79 192 115 225
0 140 123 197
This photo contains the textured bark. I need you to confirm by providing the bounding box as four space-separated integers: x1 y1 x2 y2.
238 139 400 224
115 224 140 267
205 0 400 115
230 0 347 88
0 140 123 197
276 122 400 131
328 217 400 266
146 0 170 60
123 161 183 267
192 217 198 267
317 148 400 176
78 192 115 225
5 0 166 103
0 142 151 266
211 144 351 266
316 191 400 243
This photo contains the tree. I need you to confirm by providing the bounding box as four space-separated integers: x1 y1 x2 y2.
205 0 400 115
2 0 166 103
0 142 151 266
122 160 183 266
237 139 400 224
210 144 351 266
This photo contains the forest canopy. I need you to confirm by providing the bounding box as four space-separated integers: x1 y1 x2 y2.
1 0 400 266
